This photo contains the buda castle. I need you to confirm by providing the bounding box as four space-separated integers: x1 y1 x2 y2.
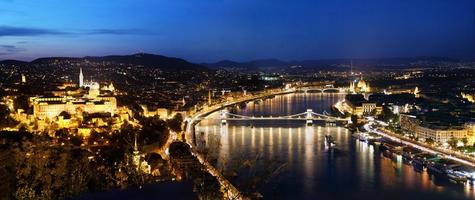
30 68 117 120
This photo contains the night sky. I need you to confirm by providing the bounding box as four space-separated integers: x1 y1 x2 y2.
0 0 474 62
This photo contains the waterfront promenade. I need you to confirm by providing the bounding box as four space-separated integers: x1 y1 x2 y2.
364 121 475 167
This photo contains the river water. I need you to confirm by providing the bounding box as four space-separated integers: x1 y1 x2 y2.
195 93 475 200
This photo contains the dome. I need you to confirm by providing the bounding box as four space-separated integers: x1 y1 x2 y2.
357 79 366 88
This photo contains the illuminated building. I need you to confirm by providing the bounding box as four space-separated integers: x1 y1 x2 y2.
400 114 420 133
21 74 26 83
30 68 117 120
383 87 420 96
342 94 382 116
465 123 475 144
101 83 115 92
132 133 151 173
30 95 117 120
413 87 420 98
461 92 474 103
349 77 371 93
401 114 473 144
141 105 170 118
415 126 469 144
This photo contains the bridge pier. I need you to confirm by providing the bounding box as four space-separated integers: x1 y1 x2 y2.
220 109 229 125
325 121 336 127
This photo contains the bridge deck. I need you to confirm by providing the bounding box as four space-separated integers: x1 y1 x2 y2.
218 117 348 121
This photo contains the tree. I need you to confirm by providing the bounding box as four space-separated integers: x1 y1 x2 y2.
140 116 169 147
448 137 458 149
0 104 18 128
167 113 184 133
55 129 69 138
370 109 378 117
70 135 83 146
462 137 468 146
425 138 435 145
351 114 358 125
111 123 137 151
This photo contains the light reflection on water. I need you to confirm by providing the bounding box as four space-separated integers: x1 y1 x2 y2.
196 93 475 199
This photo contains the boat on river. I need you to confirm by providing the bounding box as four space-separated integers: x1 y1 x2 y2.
402 146 422 162
427 158 460 175
411 153 439 168
379 140 405 159
325 135 336 148
446 167 469 182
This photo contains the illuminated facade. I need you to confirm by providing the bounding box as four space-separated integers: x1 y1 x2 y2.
401 114 473 144
342 102 382 116
413 87 420 98
21 74 26 83
30 68 117 120
141 105 170 118
461 92 474 103
349 77 371 93
30 96 117 120
342 94 381 116
415 126 469 144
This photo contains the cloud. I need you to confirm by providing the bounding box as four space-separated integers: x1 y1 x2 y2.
0 26 69 37
87 28 147 35
0 44 25 55
0 45 24 52
0 25 149 37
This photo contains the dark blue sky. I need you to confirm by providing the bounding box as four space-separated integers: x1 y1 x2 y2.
0 0 474 62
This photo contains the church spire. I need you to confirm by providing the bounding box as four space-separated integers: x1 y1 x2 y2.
134 132 138 152
350 59 353 75
79 67 84 87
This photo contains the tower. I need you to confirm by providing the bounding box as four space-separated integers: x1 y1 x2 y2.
350 81 355 93
132 132 140 169
208 90 212 105
79 68 84 87
350 59 353 75
21 74 26 83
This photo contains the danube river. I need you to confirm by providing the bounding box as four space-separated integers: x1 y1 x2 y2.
195 93 475 200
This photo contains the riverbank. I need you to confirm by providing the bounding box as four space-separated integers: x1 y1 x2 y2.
364 121 475 167
183 89 302 199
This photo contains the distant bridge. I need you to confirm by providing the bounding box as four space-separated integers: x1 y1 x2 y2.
294 85 349 93
203 109 350 126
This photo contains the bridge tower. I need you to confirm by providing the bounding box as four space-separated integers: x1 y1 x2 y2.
306 109 313 126
221 109 229 125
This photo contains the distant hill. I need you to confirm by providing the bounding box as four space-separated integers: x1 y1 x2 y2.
203 57 461 71
0 59 30 66
1 55 462 72
1 53 209 71
203 59 289 71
